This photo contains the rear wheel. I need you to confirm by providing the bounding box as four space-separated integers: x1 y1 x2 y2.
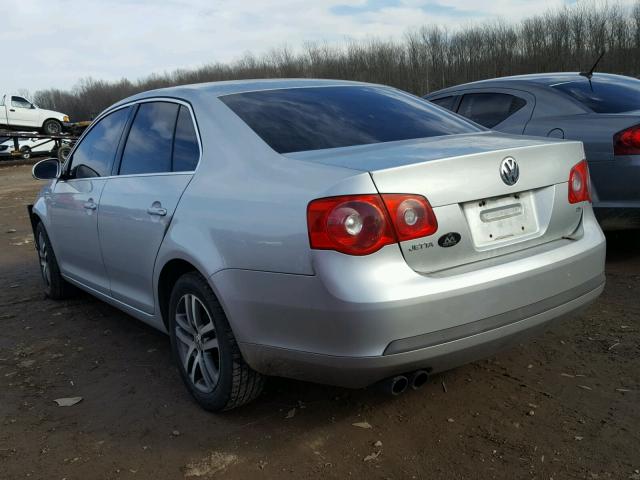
168 272 264 411
20 146 31 160
57 143 72 162
35 222 73 299
42 119 62 135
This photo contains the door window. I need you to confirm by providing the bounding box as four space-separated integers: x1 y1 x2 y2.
69 106 131 179
119 102 179 175
172 106 200 172
457 93 527 128
430 96 456 111
11 96 32 109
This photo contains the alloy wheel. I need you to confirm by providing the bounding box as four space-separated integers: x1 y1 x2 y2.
38 231 51 287
174 294 221 393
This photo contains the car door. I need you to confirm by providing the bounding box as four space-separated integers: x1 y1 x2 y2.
7 96 39 127
47 106 133 293
453 89 535 134
98 101 200 313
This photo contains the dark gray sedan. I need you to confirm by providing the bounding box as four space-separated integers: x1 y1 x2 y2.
425 73 640 229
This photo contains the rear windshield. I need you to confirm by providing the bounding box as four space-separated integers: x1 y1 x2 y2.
552 76 640 113
220 86 481 153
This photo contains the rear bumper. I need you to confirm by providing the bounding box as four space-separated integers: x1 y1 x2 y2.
212 208 606 388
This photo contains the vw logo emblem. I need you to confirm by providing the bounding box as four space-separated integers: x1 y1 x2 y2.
500 157 519 186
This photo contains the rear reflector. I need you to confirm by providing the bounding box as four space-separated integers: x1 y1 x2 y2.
307 193 437 255
568 160 591 204
614 124 640 155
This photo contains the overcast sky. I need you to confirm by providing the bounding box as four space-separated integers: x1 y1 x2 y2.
4 0 634 94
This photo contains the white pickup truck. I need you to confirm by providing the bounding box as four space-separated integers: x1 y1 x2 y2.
1 94 69 135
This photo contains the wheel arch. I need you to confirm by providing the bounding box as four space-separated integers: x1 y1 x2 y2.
157 258 226 332
42 117 63 132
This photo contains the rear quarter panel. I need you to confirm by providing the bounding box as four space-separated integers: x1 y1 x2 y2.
153 92 374 282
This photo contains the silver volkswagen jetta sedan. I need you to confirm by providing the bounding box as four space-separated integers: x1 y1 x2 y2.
29 79 606 411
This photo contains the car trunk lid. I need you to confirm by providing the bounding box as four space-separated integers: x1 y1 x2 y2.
288 132 586 273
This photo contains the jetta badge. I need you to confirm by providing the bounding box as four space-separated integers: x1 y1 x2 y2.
500 157 519 186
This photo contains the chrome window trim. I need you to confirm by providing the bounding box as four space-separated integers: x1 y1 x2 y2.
62 96 202 181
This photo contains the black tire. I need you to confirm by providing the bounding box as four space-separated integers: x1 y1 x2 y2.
168 272 264 411
20 146 31 160
42 119 62 135
35 222 73 300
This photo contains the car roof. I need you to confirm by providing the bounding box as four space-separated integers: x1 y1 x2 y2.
425 72 631 96
117 78 376 106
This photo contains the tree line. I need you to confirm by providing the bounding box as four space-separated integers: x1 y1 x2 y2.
33 1 640 121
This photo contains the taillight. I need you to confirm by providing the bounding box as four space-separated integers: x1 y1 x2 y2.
307 193 437 255
614 125 640 155
568 160 591 204
379 194 438 241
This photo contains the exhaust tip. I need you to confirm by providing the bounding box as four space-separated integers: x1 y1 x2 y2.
409 370 430 390
390 375 409 396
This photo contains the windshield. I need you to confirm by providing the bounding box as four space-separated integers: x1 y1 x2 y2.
220 86 482 154
552 76 640 113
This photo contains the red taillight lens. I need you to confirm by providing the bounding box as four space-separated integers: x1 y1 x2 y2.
614 125 640 155
379 194 438 241
568 160 591 204
307 195 396 255
307 193 437 255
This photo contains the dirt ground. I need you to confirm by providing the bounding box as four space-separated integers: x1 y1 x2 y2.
0 163 638 480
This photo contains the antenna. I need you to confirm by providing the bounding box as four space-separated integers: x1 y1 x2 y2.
580 51 605 80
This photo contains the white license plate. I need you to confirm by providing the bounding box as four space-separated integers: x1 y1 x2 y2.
463 192 539 248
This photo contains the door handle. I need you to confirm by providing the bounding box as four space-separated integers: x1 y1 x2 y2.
9 109 15 112
83 200 97 210
147 206 167 216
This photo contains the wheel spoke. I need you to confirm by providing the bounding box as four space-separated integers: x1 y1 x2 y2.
184 294 201 330
187 349 199 383
202 337 218 351
200 321 215 335
175 312 195 335
175 327 195 349
198 355 216 390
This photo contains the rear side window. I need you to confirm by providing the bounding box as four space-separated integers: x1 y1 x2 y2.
552 76 640 113
70 106 131 179
457 93 527 128
119 102 179 175
172 106 200 172
430 96 456 111
220 86 480 154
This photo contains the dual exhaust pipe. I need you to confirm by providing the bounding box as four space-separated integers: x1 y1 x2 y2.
379 370 430 396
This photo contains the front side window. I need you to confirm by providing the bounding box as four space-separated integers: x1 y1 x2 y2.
11 96 32 109
552 76 640 113
457 93 527 128
220 86 481 154
69 106 131 179
119 102 179 175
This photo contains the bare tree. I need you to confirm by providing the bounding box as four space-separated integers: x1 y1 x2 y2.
33 1 640 121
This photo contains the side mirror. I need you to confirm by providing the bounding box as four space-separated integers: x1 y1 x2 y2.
32 158 61 180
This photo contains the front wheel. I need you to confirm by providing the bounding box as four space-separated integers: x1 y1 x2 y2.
168 273 265 411
42 119 62 135
35 222 73 299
